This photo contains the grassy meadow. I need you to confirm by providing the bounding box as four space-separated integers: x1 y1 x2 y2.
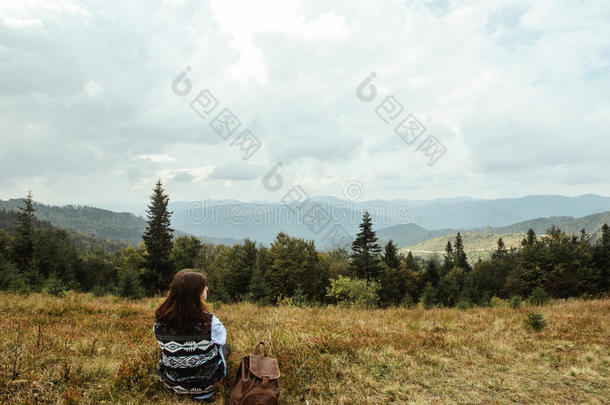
0 293 608 404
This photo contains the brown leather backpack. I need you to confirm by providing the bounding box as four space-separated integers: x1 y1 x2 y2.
229 342 280 405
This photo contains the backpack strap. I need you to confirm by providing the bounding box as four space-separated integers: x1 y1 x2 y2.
241 357 249 381
253 341 268 357
240 356 256 392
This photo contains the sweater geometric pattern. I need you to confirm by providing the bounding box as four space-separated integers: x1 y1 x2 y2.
153 312 225 395
158 339 214 353
161 350 220 368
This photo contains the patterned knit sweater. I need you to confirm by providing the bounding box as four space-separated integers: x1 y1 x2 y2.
153 312 226 395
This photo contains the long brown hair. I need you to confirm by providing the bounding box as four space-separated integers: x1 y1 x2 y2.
155 269 210 332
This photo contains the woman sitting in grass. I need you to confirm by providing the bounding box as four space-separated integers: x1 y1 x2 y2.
154 269 230 401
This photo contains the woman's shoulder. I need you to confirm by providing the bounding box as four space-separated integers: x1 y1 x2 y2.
154 314 214 336
208 313 223 323
190 313 214 334
201 311 215 324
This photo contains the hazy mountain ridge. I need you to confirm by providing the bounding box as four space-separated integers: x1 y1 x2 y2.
375 223 456 248
3 194 609 250
410 194 610 229
167 194 610 249
489 211 610 237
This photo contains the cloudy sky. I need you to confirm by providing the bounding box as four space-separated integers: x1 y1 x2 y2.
1 0 609 205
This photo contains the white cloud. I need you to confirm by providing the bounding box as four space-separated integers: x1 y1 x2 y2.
0 0 609 204
136 154 177 164
83 80 102 96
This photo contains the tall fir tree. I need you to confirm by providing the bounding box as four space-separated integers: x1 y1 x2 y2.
379 261 408 307
379 240 406 306
141 180 174 294
248 265 270 304
224 239 257 300
453 232 471 272
403 250 421 302
442 240 454 275
117 266 146 299
522 228 537 247
420 282 438 309
382 239 401 269
349 211 382 280
492 237 507 260
404 251 419 271
600 224 610 252
170 235 202 270
12 191 36 274
596 223 610 292
422 258 440 287
579 228 588 243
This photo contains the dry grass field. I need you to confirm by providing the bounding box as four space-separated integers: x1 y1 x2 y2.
0 293 608 404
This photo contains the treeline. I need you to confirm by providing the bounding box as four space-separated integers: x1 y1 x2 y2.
405 226 609 308
1 185 608 307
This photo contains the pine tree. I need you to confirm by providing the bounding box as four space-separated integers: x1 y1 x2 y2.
442 241 454 275
266 232 322 302
44 272 67 297
349 211 382 280
117 266 146 299
301 244 329 303
422 259 440 288
382 239 401 269
242 238 258 291
379 238 407 306
522 229 537 247
379 262 407 306
12 191 36 273
404 251 419 271
170 235 202 270
141 180 174 294
601 224 610 251
249 265 270 304
266 232 295 301
492 237 507 259
596 223 610 291
453 232 471 272
579 228 590 245
0 258 27 292
224 239 257 300
403 251 421 302
420 282 438 309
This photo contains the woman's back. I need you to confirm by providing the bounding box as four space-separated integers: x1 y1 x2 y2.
154 311 226 396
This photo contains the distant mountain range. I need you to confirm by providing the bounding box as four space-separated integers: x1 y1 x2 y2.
2 194 609 251
375 223 455 248
94 194 610 231
165 194 610 249
399 194 610 229
488 211 610 236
